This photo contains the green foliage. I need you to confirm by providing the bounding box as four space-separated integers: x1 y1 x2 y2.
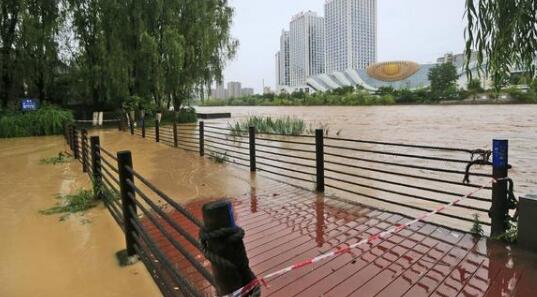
0 0 63 107
40 152 72 165
465 0 537 92
428 63 459 100
203 87 398 106
504 87 537 103
208 151 229 164
0 104 73 138
1 1 236 110
143 107 197 127
40 189 98 219
495 221 518 244
470 214 485 237
229 116 308 136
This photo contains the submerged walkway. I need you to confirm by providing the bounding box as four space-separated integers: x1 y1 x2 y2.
0 135 159 297
94 129 537 297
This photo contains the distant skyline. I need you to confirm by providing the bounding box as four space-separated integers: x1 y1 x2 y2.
223 0 466 93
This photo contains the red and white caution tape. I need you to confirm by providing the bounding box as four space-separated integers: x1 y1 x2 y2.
222 178 498 297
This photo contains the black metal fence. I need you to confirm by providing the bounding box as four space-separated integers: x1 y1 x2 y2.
65 124 223 297
63 117 516 296
127 117 514 235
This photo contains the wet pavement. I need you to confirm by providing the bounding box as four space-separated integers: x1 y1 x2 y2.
0 136 159 297
89 129 537 297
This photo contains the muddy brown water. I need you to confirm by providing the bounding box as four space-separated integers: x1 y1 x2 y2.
0 136 159 297
197 105 537 194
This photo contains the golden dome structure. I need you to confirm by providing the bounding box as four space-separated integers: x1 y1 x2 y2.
366 61 421 82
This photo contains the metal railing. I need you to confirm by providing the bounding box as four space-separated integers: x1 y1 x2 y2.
65 124 221 297
125 118 515 235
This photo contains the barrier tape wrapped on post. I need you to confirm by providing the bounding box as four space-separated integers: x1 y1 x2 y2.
200 199 259 297
222 178 497 297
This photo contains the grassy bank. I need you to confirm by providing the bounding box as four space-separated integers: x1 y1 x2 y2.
0 105 73 138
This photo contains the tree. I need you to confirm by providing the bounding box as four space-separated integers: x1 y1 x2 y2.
18 0 62 103
467 79 484 101
465 0 537 92
428 63 459 99
0 0 22 107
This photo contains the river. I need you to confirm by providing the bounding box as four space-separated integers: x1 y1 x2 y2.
197 104 537 195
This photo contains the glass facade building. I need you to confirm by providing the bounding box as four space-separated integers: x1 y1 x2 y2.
325 0 377 73
289 11 325 87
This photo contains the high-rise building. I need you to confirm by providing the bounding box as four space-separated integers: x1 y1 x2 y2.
275 51 281 88
325 0 377 73
214 83 226 99
227 81 242 98
289 11 325 87
241 88 254 97
279 30 291 87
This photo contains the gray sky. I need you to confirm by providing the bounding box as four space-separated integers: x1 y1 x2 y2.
223 0 466 93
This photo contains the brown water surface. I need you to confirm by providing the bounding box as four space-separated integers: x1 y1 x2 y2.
197 105 537 194
0 136 159 297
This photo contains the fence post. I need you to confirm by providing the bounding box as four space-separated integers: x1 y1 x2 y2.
315 129 325 192
249 126 256 172
68 124 74 152
173 111 178 147
155 119 160 143
201 200 257 296
141 117 146 138
90 136 103 199
64 123 69 142
490 139 509 238
129 113 134 135
73 127 80 160
81 129 88 173
199 121 205 156
117 151 138 260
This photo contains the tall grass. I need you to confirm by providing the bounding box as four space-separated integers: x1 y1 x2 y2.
0 104 73 138
229 116 307 136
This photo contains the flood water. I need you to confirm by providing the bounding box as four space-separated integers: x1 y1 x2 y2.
197 105 537 194
0 136 159 297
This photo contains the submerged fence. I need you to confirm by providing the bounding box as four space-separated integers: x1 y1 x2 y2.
63 115 517 296
127 117 516 237
65 124 262 297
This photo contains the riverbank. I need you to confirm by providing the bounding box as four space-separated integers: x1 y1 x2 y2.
199 97 535 107
0 136 159 297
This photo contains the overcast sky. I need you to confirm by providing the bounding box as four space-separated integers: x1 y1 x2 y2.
223 0 466 93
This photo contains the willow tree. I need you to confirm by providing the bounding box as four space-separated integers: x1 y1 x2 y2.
0 0 22 107
18 0 62 103
159 0 238 110
68 0 237 110
465 0 537 91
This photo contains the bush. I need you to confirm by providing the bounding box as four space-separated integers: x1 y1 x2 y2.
0 104 73 138
505 87 537 103
143 106 197 126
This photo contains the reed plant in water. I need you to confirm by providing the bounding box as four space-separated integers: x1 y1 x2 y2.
228 116 308 136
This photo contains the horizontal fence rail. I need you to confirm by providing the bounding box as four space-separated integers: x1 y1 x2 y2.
66 120 516 296
66 124 221 296
123 119 508 231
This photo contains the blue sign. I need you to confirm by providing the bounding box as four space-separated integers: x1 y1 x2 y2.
493 139 509 168
21 99 39 111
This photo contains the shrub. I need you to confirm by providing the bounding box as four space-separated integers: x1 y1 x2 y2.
505 87 537 103
144 106 197 126
0 104 73 138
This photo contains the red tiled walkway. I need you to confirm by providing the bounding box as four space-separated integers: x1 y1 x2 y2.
142 181 537 297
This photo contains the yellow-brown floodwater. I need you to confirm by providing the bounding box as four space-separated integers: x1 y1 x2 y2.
0 136 159 297
198 104 537 194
